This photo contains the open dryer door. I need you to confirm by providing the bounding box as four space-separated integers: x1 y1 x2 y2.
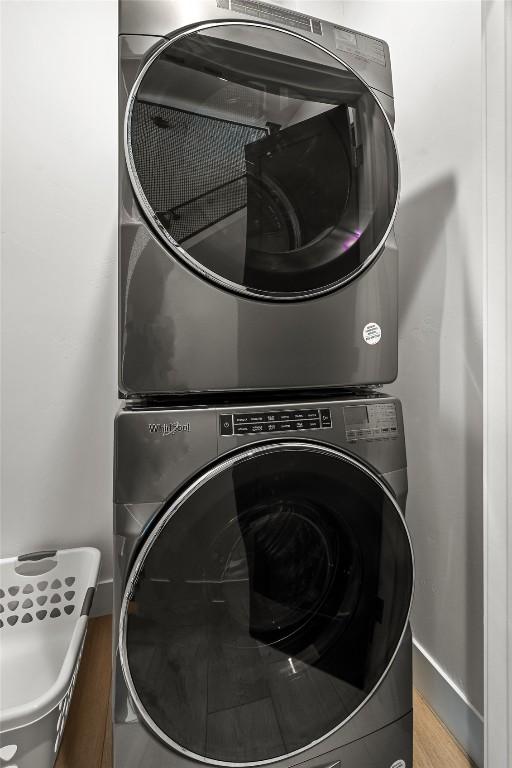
119 442 413 765
125 23 399 300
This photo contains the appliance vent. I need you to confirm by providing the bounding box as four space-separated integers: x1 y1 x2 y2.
217 0 323 35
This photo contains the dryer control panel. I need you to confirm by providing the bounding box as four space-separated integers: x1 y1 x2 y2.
219 408 332 436
343 402 398 442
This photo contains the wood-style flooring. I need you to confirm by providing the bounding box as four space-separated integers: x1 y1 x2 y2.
55 616 474 768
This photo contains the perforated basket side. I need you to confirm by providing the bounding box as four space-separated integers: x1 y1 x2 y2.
0 548 100 734
0 548 99 631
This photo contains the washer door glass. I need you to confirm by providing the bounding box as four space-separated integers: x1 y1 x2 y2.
127 24 399 299
120 443 413 765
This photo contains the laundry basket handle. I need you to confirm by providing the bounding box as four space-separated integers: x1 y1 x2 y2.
18 549 57 562
81 587 96 617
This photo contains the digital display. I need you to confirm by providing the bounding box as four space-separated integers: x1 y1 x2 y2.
344 405 369 427
344 402 398 443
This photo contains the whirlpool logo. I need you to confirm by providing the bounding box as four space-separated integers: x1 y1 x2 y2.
147 422 191 436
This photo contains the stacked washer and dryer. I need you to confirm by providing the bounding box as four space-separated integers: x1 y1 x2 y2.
115 3 414 768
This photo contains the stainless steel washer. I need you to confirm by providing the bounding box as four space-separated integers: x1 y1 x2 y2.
113 392 413 768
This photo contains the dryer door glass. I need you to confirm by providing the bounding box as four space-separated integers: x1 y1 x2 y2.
127 24 398 299
120 443 413 764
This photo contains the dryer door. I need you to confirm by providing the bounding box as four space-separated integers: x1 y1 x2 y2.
120 441 413 765
126 23 399 300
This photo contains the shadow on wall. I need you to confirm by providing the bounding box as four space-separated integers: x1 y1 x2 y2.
395 175 455 432
398 175 454 324
394 174 483 710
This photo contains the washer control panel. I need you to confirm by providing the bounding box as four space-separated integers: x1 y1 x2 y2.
343 402 398 442
219 408 332 436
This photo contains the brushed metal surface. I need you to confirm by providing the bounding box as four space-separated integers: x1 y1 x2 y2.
119 219 398 396
115 407 218 503
113 393 412 766
118 0 394 99
382 467 409 512
114 394 406 503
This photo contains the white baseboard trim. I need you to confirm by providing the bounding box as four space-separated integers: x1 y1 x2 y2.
90 580 483 765
91 578 113 618
413 638 483 767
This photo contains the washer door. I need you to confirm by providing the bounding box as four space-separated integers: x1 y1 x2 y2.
120 442 413 765
126 23 399 300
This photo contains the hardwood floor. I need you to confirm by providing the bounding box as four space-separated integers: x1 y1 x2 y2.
55 616 474 768
56 616 112 768
412 692 475 768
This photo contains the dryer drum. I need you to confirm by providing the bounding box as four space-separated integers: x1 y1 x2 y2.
126 23 399 299
119 442 413 765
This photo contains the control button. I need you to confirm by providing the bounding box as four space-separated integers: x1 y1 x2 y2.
320 408 332 428
305 410 319 419
249 423 265 434
267 423 278 432
234 414 250 425
295 420 306 430
306 419 321 430
278 422 293 431
279 413 292 421
390 426 398 432
292 410 308 420
249 414 267 423
219 415 233 436
234 424 250 435
267 413 278 422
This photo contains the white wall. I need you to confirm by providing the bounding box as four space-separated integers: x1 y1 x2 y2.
1 0 483 741
1 1 118 583
298 0 484 723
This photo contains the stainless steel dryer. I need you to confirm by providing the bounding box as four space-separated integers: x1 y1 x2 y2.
119 1 400 397
113 393 413 767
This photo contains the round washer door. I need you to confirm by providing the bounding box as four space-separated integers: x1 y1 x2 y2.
120 442 413 765
126 23 399 300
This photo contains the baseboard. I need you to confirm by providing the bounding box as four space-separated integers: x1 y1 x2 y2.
91 578 113 617
413 638 483 767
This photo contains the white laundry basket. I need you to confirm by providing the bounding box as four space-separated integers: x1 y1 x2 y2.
0 547 101 768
